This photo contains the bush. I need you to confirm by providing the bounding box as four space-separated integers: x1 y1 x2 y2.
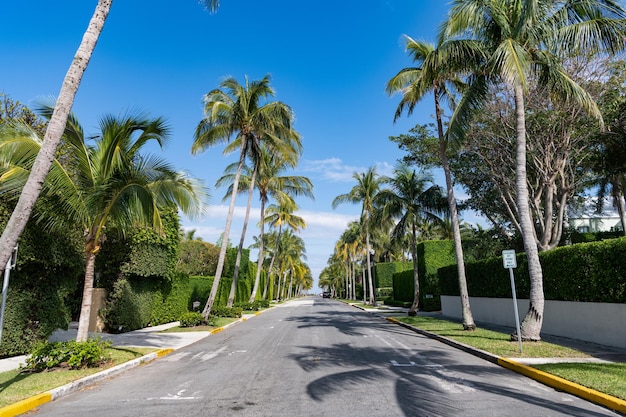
211 306 243 318
22 338 112 372
179 311 205 327
234 299 270 311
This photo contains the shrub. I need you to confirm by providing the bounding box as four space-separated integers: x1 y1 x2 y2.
179 311 205 327
211 306 243 318
22 338 112 372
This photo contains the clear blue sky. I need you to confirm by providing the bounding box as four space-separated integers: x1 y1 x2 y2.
1 1 476 288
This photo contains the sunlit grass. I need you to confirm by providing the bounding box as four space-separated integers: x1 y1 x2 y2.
394 315 625 400
159 317 238 333
0 347 153 408
534 363 626 400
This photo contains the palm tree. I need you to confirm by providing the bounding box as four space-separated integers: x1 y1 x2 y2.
248 147 313 303
0 0 220 281
377 164 446 315
0 109 207 342
263 196 306 299
192 75 299 318
441 0 626 340
332 166 381 305
387 35 477 329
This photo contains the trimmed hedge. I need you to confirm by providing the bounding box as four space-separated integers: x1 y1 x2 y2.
439 237 626 303
374 261 412 288
392 240 456 311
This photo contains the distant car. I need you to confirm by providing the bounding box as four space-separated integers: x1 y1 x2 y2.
322 291 331 298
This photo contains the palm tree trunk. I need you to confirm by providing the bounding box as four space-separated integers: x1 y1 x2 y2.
514 85 544 341
362 264 367 304
76 249 98 342
0 0 112 271
435 88 475 330
203 141 245 319
250 197 266 302
408 222 420 316
228 168 257 307
365 228 375 306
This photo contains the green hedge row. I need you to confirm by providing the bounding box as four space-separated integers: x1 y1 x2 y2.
374 261 412 288
391 240 456 311
439 237 626 303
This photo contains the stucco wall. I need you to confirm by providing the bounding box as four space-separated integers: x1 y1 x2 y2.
441 295 626 349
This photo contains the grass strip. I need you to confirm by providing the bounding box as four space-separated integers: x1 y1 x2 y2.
394 315 625 400
0 347 154 408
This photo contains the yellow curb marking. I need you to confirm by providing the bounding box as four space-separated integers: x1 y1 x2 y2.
0 392 51 417
498 358 626 414
156 348 174 358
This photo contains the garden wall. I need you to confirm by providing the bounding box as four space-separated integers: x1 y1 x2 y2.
441 295 626 349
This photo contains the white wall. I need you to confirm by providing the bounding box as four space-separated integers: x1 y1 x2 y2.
441 295 626 349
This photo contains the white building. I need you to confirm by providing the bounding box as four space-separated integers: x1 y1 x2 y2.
568 197 624 233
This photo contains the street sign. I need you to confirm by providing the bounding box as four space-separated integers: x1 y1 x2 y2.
502 249 522 353
502 249 517 269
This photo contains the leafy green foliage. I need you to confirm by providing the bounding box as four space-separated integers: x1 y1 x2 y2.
179 311 205 327
210 306 243 318
101 278 151 332
0 202 83 357
22 338 112 372
440 237 626 303
234 300 269 311
374 261 412 288
176 240 219 276
391 240 455 311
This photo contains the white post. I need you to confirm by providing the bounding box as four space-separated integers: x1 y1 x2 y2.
502 249 522 354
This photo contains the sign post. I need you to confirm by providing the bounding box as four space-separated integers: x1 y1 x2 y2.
0 245 18 344
502 249 523 354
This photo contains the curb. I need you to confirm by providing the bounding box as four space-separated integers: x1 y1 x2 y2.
383 316 626 415
0 309 273 417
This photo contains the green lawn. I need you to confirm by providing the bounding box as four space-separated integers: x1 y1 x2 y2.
394 315 625 400
0 347 154 408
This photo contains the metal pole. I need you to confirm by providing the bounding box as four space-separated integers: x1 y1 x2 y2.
508 267 523 354
0 259 11 344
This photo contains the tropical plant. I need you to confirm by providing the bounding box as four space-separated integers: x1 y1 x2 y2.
376 164 446 315
0 108 207 341
332 166 381 305
387 34 476 329
263 196 307 299
192 74 300 318
0 0 220 286
440 0 626 340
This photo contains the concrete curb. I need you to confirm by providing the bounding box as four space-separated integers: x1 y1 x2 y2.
0 309 273 417
383 316 626 415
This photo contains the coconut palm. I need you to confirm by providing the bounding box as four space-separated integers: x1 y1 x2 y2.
387 35 476 329
387 36 476 330
0 108 207 341
263 196 306 299
248 147 313 302
0 0 219 281
441 0 626 340
377 163 446 315
192 75 300 318
332 166 381 305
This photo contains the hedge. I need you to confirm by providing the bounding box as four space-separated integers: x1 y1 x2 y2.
374 261 412 288
392 240 456 311
439 237 626 303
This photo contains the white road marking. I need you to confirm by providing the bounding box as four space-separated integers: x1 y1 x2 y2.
148 389 201 401
390 360 417 367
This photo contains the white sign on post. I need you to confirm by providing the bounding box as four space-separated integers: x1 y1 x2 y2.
502 249 523 354
502 249 517 269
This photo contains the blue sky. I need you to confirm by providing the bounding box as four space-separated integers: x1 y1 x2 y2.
1 1 476 287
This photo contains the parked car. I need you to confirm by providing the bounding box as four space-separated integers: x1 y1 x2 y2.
322 291 331 298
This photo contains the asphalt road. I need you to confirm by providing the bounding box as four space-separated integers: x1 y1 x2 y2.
31 298 620 417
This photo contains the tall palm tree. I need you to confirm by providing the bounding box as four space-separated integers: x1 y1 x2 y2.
248 147 313 302
0 0 220 280
263 196 306 299
332 166 381 305
441 0 626 340
377 164 446 315
192 75 299 318
0 109 207 342
387 35 476 329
